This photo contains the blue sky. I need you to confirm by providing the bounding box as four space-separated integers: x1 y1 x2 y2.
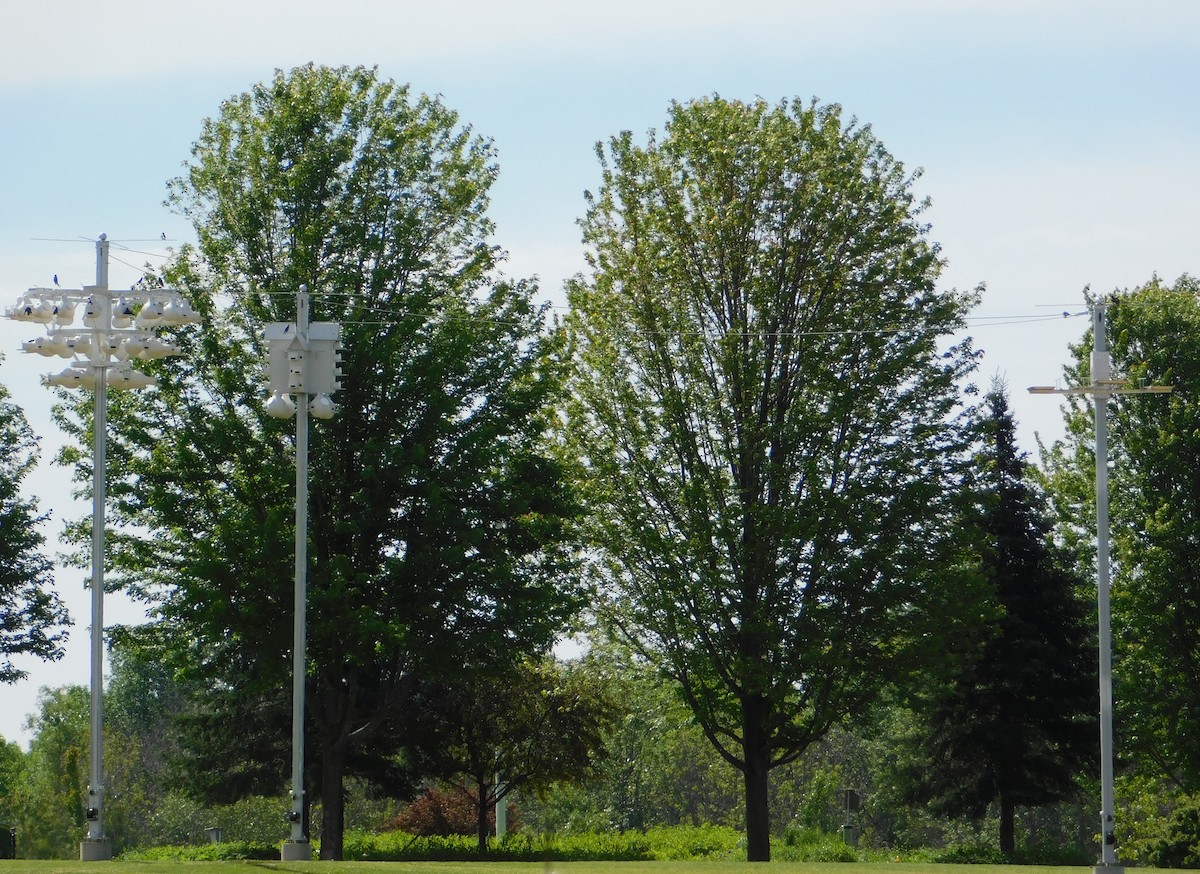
1 0 1198 745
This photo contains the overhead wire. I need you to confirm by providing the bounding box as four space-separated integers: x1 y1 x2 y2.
197 291 1089 339
22 237 1091 338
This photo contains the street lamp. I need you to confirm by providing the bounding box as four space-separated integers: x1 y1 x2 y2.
1029 299 1170 874
264 285 341 862
6 234 200 861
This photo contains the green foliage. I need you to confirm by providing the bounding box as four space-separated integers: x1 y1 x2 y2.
122 827 737 862
640 824 741 860
910 386 1097 856
342 824 738 861
1042 275 1200 791
0 375 67 683
10 686 89 857
776 827 859 862
120 840 279 861
1139 792 1200 868
932 842 1008 864
517 643 742 834
54 64 582 859
0 735 25 829
565 93 981 860
402 657 616 849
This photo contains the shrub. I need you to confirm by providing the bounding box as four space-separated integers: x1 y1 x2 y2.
120 840 278 861
775 827 859 862
644 824 740 860
385 786 480 836
1144 793 1200 869
384 785 519 837
339 824 744 861
933 842 1007 864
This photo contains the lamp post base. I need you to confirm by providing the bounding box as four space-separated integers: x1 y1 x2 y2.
80 838 112 861
281 839 313 861
1094 864 1124 874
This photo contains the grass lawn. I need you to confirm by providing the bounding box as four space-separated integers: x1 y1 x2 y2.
0 863 1103 874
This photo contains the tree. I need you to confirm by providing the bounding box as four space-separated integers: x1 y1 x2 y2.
1042 276 1200 792
910 385 1096 857
59 64 582 859
526 640 744 834
404 658 616 851
0 735 25 836
564 96 982 860
12 687 89 858
0 376 67 683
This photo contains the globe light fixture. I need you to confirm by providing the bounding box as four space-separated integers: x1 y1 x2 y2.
263 286 342 862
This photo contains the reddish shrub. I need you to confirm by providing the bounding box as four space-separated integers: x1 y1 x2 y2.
385 785 519 836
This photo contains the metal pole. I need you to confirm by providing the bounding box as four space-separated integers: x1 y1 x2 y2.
495 773 507 838
1028 300 1167 874
82 235 112 861
1093 303 1121 872
283 286 312 859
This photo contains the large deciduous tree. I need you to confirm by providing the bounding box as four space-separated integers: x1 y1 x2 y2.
59 64 582 859
911 385 1096 858
0 377 66 683
564 96 981 861
1042 276 1200 792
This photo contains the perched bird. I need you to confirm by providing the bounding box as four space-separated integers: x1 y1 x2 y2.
156 277 165 288
53 274 59 286
160 232 166 240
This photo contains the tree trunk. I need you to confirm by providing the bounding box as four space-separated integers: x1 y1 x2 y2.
743 698 772 862
999 793 1015 859
319 739 348 860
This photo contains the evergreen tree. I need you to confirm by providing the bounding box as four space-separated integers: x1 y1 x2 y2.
912 385 1097 857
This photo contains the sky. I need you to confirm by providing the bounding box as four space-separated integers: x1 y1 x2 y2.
0 0 1198 747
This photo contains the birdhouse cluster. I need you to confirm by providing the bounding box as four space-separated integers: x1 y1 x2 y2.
7 284 201 390
264 320 343 420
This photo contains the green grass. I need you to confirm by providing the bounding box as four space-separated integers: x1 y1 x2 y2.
0 864 1108 874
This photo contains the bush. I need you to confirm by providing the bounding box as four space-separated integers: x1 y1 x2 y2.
933 842 1007 864
340 824 742 861
385 786 480 836
346 828 653 861
1010 839 1092 866
643 824 740 860
1144 793 1200 869
120 840 278 861
775 827 859 862
384 785 520 838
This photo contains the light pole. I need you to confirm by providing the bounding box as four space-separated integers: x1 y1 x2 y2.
264 285 341 861
1029 299 1170 874
6 234 200 861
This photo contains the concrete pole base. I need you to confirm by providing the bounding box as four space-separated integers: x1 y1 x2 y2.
1094 865 1125 874
80 838 112 861
281 840 313 861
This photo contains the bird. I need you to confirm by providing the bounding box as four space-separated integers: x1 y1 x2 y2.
160 232 166 240
156 276 165 288
53 274 59 286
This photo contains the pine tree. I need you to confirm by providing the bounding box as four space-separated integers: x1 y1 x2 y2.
913 385 1097 857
